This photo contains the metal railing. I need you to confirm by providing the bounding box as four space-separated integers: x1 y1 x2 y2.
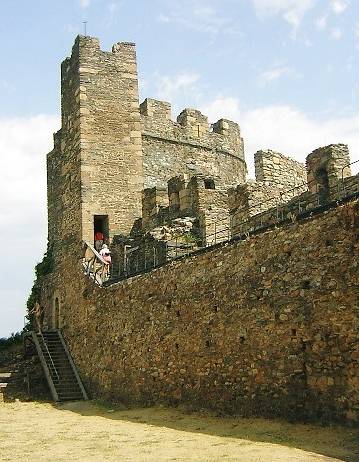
205 179 312 245
338 159 359 198
84 160 358 283
205 160 358 246
38 331 59 382
120 238 197 279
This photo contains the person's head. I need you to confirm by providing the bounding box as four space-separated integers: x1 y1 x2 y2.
101 244 108 250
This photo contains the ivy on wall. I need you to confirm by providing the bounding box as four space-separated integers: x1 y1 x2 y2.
24 243 54 332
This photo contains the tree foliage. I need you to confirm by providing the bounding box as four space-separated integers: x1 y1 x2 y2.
24 243 54 332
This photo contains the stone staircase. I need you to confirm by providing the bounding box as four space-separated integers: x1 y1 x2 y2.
0 371 13 402
31 330 88 402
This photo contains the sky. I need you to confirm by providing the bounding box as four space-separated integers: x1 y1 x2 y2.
1 0 359 337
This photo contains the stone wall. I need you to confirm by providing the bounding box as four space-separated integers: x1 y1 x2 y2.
41 199 359 424
142 187 169 231
229 146 349 235
307 144 351 196
189 177 230 245
140 98 247 190
255 150 306 189
228 181 280 225
42 35 359 426
47 35 144 247
228 150 306 231
141 174 230 246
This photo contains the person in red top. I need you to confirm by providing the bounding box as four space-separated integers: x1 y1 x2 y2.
94 231 104 251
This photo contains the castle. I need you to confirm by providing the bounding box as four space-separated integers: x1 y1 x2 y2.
39 36 359 423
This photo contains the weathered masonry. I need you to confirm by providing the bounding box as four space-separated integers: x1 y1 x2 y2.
41 35 359 424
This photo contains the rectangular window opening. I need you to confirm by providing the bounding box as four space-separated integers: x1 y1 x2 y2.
204 178 216 190
94 215 109 249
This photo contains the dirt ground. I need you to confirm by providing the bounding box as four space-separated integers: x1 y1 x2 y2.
0 400 358 462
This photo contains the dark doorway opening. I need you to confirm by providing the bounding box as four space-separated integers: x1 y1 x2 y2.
315 168 329 203
94 215 109 246
204 178 215 190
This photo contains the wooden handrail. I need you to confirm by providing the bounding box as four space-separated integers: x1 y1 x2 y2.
83 240 107 264
82 240 109 286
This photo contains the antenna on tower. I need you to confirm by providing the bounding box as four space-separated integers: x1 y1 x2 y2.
83 21 88 36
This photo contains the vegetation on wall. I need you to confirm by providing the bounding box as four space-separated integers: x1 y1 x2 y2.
24 243 54 332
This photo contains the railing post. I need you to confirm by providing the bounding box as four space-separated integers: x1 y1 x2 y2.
153 246 157 268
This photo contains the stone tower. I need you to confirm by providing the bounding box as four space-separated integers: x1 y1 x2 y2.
47 36 143 251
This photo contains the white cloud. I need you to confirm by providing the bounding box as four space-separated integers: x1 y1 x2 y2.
102 1 121 27
330 27 342 39
251 0 315 30
315 15 327 30
155 71 201 104
330 0 349 14
79 0 90 8
201 98 359 178
0 114 59 337
158 13 171 23
157 0 240 35
202 97 242 122
108 1 119 14
0 80 15 93
258 65 298 86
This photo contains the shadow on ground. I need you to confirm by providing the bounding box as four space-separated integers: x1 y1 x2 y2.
57 400 359 462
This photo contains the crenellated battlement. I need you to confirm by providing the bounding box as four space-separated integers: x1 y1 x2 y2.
306 144 351 193
140 98 243 154
254 149 306 189
177 108 209 136
140 98 246 189
63 35 137 64
140 98 172 119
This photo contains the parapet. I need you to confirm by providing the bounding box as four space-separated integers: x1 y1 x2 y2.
141 103 246 184
177 108 209 137
112 41 136 54
142 186 169 230
140 98 171 120
255 150 306 189
53 129 62 151
212 118 241 137
306 144 351 193
168 175 189 212
61 35 137 79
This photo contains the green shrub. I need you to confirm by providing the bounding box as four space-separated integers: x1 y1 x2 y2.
25 243 54 332
0 332 22 351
